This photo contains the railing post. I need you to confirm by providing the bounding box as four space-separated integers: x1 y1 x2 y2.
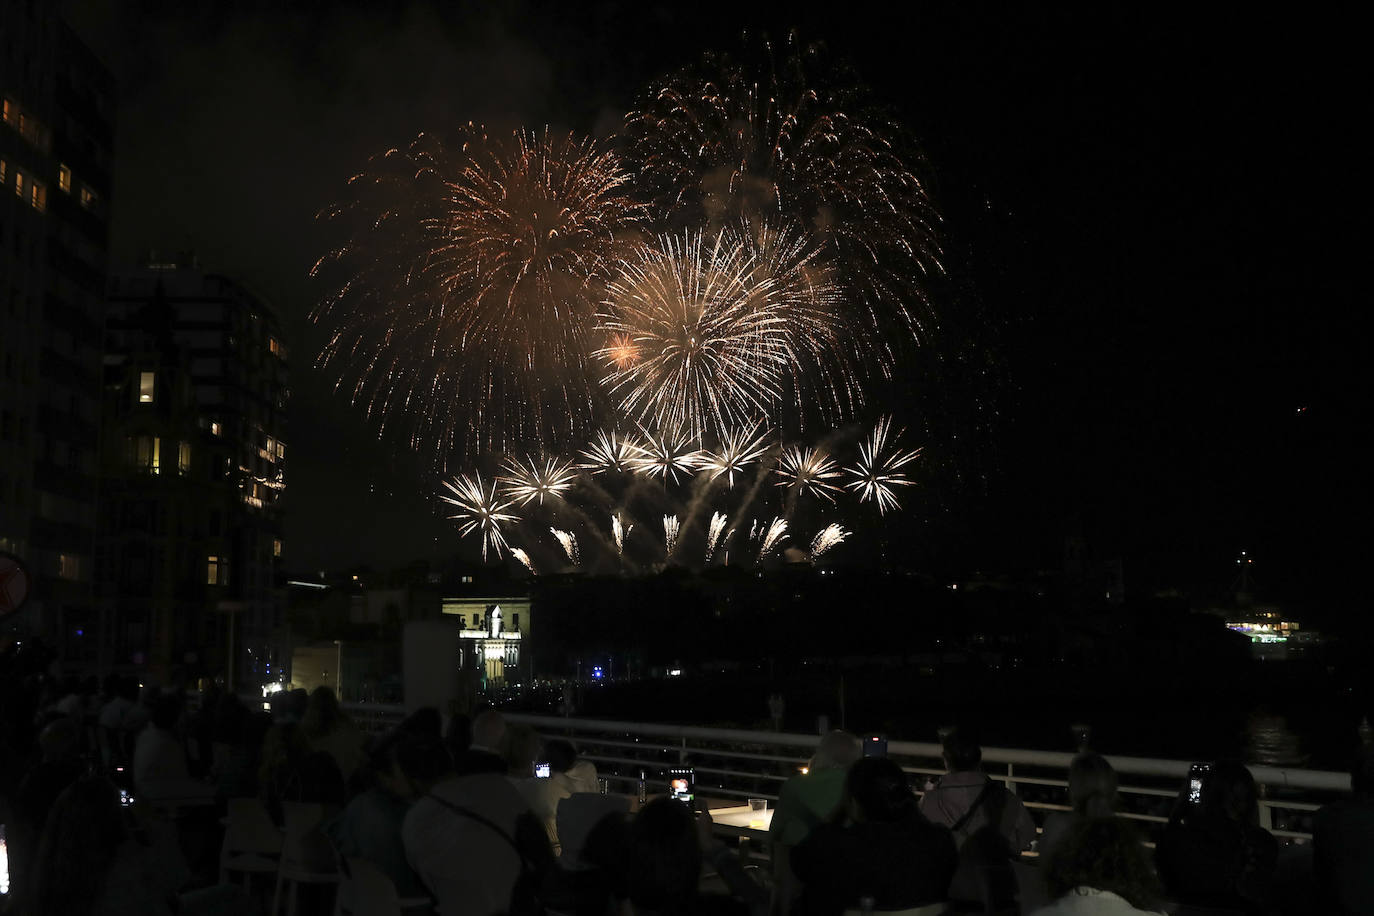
1258 785 1273 831
1006 762 1017 795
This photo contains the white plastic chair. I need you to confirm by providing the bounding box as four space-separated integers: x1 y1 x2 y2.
272 801 341 916
219 797 283 889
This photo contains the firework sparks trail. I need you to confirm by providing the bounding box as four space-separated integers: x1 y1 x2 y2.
844 416 922 514
809 523 850 558
550 528 580 565
629 427 700 484
775 445 843 503
757 517 789 560
611 513 633 556
696 420 773 488
596 226 843 438
704 511 729 562
439 473 519 560
312 126 648 459
498 455 577 505
579 431 644 475
511 548 536 574
663 515 681 555
625 34 944 372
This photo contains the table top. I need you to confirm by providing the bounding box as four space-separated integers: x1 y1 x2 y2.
708 805 774 833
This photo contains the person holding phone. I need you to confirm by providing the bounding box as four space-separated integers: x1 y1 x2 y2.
1155 759 1277 914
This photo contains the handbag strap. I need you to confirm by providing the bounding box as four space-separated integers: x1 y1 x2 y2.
949 779 998 834
426 792 530 867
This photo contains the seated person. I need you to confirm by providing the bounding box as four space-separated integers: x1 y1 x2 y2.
13 775 249 916
1313 744 1374 913
623 797 762 916
452 709 508 777
328 729 450 909
132 693 213 803
532 739 601 847
403 759 555 916
919 727 1036 909
920 727 1037 850
770 730 861 910
791 757 958 916
301 686 367 784
1155 759 1277 914
1035 817 1165 914
1039 752 1119 861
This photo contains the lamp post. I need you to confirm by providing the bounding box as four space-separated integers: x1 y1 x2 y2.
216 601 246 691
333 639 342 699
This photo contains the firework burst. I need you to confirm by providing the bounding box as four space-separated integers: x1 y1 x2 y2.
705 511 729 562
579 430 643 475
757 517 789 559
776 445 843 503
809 523 850 558
551 528 581 565
511 548 536 574
696 420 774 488
499 455 577 505
629 426 700 483
611 513 632 556
439 473 520 560
596 226 843 438
663 515 681 555
626 33 942 373
313 126 648 460
845 416 922 514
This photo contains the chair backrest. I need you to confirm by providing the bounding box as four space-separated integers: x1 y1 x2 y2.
557 792 630 868
280 800 338 875
334 857 401 916
223 797 283 857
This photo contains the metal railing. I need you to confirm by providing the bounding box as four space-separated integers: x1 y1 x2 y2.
340 703 1348 842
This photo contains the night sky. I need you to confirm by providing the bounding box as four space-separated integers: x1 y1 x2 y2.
61 2 1359 626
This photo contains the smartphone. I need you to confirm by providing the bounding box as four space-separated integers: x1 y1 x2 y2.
1 823 10 897
1187 762 1210 804
864 734 888 758
668 766 695 805
535 763 551 778
120 788 134 808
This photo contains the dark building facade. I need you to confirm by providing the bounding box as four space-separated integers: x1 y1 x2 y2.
99 259 288 685
1 1 116 661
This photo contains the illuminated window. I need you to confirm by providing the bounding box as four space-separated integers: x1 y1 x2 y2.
178 441 191 475
210 421 222 436
138 371 155 403
0 160 7 186
207 555 226 586
273 538 282 557
268 336 281 355
274 441 285 460
130 435 161 474
58 164 71 192
1 99 12 123
30 181 45 212
58 554 83 581
80 186 97 208
14 173 23 198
